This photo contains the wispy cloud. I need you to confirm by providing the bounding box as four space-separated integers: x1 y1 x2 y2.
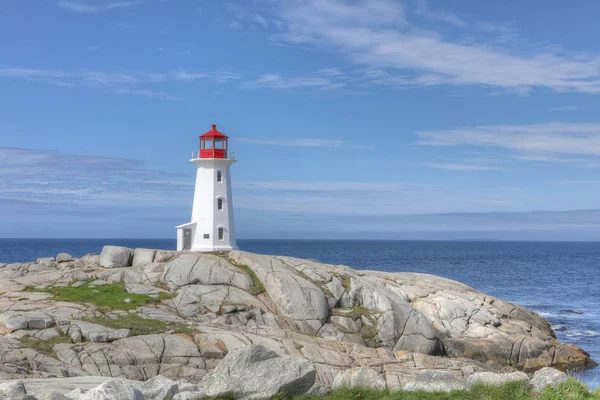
0 67 240 99
421 162 503 171
416 122 600 157
0 147 191 206
414 0 465 27
57 0 142 13
551 105 578 111
246 73 345 90
235 138 343 147
269 0 600 94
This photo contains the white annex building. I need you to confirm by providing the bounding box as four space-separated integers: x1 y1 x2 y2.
176 124 238 252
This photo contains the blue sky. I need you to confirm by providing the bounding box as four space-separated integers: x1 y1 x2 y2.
3 0 600 240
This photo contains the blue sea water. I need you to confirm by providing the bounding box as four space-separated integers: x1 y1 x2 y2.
0 239 598 386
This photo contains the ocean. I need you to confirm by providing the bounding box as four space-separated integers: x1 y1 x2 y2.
0 238 598 386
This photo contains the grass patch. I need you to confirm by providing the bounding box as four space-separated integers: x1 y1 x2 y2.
24 283 158 311
19 333 71 357
85 314 197 336
202 379 600 400
332 273 352 293
331 307 376 320
229 261 265 295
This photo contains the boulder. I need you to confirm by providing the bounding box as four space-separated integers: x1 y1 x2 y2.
36 257 56 267
133 248 157 267
403 370 466 392
56 253 73 263
0 380 27 399
332 367 386 390
530 367 568 392
173 392 205 400
38 393 69 400
0 311 54 332
466 371 530 388
136 375 179 400
67 321 130 343
203 344 316 399
99 246 133 268
64 388 87 399
79 380 144 400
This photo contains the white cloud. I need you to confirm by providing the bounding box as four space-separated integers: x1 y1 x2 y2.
551 105 578 111
414 0 465 27
421 162 503 171
272 0 600 94
247 74 344 90
416 122 600 156
0 147 189 206
57 0 142 13
0 67 238 99
235 138 343 147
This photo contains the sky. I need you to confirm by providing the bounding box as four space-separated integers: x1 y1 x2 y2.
3 0 600 240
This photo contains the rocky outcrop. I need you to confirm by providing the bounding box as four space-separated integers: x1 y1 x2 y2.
0 247 595 397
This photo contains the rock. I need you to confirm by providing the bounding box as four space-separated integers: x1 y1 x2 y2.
88 279 109 286
0 311 54 331
0 380 27 399
36 257 56 267
133 248 157 267
331 316 362 333
56 253 72 263
166 285 261 318
403 370 466 392
530 367 568 392
173 392 205 400
466 371 530 388
154 250 178 263
137 375 179 400
80 254 100 267
67 321 130 342
64 388 87 399
99 246 133 268
79 380 144 400
38 393 69 400
203 344 316 399
332 367 387 390
229 251 329 334
162 254 253 290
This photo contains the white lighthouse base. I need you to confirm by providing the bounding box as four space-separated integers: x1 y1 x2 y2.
176 222 238 252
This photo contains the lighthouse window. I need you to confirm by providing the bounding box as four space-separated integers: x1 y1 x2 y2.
217 171 222 182
217 198 223 210
203 234 210 239
215 140 224 149
218 227 224 240
205 139 213 149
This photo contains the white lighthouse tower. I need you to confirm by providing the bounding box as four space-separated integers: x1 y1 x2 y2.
176 124 238 252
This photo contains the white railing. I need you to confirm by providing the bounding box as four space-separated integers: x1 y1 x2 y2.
191 150 235 160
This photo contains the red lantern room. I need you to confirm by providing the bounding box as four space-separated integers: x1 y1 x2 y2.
199 124 229 159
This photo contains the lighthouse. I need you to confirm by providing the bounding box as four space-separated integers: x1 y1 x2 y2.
176 124 238 252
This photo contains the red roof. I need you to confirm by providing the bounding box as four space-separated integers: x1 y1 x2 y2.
200 124 228 139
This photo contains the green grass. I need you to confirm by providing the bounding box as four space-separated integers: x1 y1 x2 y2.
229 262 265 295
331 306 375 320
203 380 600 400
85 314 197 336
24 283 159 311
19 332 71 357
